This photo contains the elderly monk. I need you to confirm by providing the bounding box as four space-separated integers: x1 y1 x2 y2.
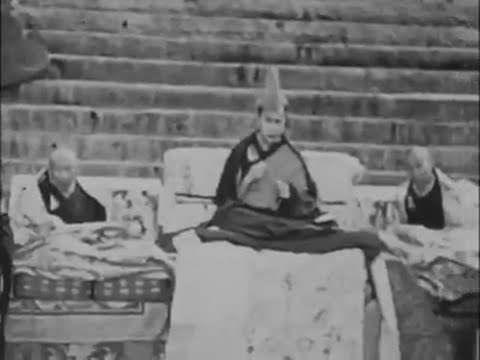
394 146 478 230
12 147 106 231
38 147 106 224
214 67 320 220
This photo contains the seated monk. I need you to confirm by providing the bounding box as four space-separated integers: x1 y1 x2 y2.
13 147 106 231
394 146 478 230
215 66 321 221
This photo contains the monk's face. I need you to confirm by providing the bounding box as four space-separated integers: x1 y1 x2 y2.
259 111 286 144
407 152 433 186
49 157 77 191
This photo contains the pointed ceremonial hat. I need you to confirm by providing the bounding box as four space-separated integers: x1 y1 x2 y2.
256 66 288 115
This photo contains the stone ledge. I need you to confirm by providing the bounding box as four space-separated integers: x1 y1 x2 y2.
16 0 479 28
2 104 478 146
2 130 477 174
1 158 477 191
49 55 479 94
36 31 480 70
16 7 478 48
6 80 478 122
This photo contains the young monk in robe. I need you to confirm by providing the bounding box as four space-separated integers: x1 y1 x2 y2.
214 66 320 220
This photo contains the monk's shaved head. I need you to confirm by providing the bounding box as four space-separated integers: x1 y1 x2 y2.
49 146 78 168
406 146 435 185
48 147 78 192
408 146 433 168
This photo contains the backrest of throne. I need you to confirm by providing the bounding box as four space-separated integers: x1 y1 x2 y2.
160 146 398 231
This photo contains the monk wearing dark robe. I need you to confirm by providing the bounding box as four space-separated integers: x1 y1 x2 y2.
38 147 106 224
215 67 320 220
390 146 479 230
403 147 446 229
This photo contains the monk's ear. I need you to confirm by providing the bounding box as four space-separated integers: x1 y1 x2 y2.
284 107 290 128
256 105 263 118
250 105 263 130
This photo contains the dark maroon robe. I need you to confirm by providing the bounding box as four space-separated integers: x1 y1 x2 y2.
215 132 320 220
38 172 106 224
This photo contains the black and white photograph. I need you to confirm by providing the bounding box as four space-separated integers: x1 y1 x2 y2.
0 0 479 359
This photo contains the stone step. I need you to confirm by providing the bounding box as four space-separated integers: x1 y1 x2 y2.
2 158 476 190
35 31 480 70
2 104 478 146
2 130 478 175
1 158 161 181
5 80 478 122
16 6 478 47
16 0 479 28
49 55 479 94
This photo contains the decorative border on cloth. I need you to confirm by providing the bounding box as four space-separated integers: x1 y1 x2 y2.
5 302 168 343
94 277 173 303
5 340 166 360
8 299 145 316
13 274 93 301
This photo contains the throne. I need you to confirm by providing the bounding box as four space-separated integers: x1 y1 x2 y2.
160 147 399 360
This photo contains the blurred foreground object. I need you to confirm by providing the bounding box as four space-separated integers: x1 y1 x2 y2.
1 5 49 88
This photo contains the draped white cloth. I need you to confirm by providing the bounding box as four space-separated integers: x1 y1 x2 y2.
167 230 369 360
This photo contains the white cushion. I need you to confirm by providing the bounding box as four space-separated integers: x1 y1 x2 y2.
301 150 365 203
163 147 230 198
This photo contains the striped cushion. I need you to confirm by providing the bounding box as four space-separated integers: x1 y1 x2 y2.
14 274 173 302
14 274 92 300
93 277 173 302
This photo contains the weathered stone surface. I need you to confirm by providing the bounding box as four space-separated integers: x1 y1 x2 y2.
34 31 480 70
4 0 478 196
2 158 476 195
16 0 479 28
2 130 478 174
8 81 478 122
2 105 478 146
1 159 161 184
49 55 479 94
16 7 478 47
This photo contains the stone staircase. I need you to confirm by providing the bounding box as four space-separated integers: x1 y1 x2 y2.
1 0 479 188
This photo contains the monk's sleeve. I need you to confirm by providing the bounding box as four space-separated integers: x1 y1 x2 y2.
393 182 409 224
214 146 242 207
278 185 319 219
97 202 107 222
